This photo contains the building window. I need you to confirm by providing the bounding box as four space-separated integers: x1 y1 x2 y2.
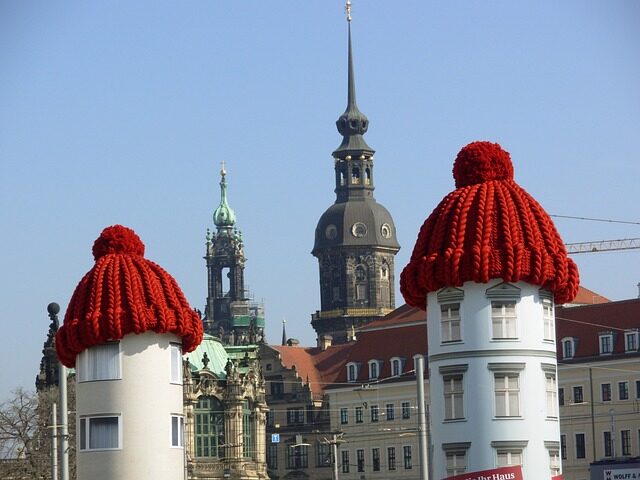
402 401 411 419
492 441 527 467
340 407 348 425
317 442 331 468
495 373 520 417
403 445 412 469
268 444 278 470
341 450 349 473
170 343 182 384
390 357 404 376
386 403 395 421
600 383 611 402
559 387 564 406
372 448 381 471
636 380 640 399
545 373 558 418
496 449 522 467
575 433 586 459
287 444 309 469
619 381 629 400
266 411 274 427
491 302 517 339
599 333 613 355
542 297 554 341
621 429 631 456
562 338 575 359
369 360 380 380
625 330 639 352
441 303 461 342
77 342 121 382
444 375 464 420
604 431 612 457
443 443 471 477
357 449 365 472
561 434 567 460
242 400 254 459
79 415 121 451
355 406 363 423
270 381 284 397
287 407 305 425
171 415 184 447
573 386 584 404
347 363 358 382
371 405 379 422
388 447 396 471
195 396 225 458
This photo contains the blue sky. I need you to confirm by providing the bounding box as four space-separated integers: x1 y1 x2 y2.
1 1 639 398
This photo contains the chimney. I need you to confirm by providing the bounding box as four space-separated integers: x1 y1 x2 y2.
317 334 333 351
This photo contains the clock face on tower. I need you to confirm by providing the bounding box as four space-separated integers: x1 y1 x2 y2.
351 222 367 238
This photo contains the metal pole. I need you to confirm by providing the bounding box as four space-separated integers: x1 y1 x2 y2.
59 363 69 480
332 434 339 480
415 354 429 480
51 402 58 480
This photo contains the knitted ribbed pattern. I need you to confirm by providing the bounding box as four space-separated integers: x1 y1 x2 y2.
55 225 203 367
400 142 579 310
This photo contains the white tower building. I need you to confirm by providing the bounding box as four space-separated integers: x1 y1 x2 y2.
401 142 579 479
56 225 203 480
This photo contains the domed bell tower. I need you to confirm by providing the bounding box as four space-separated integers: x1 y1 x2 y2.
311 4 400 344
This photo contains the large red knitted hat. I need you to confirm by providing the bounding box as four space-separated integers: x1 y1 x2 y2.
55 225 204 367
400 141 579 309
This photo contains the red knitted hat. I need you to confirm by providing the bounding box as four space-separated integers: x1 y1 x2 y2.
55 225 204 367
400 141 579 310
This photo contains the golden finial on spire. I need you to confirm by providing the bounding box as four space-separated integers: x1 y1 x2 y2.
345 0 352 22
220 160 226 177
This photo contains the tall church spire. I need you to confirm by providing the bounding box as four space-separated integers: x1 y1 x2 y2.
213 162 236 229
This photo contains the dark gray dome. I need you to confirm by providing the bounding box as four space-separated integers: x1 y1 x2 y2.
313 199 400 254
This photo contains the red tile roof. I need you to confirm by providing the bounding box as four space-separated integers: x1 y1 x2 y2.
556 298 640 361
567 286 610 306
271 343 353 397
360 303 426 331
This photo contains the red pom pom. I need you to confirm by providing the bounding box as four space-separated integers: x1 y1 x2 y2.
453 141 514 187
92 225 145 260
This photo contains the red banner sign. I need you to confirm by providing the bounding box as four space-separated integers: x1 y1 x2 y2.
552 475 563 480
444 465 523 480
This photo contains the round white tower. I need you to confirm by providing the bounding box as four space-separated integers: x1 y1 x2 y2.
56 225 204 480
401 142 579 480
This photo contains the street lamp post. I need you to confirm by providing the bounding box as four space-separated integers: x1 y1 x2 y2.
48 303 69 480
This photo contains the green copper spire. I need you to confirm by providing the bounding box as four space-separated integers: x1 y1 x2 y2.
333 2 373 156
213 162 236 228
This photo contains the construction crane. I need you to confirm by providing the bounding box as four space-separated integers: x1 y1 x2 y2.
565 238 640 254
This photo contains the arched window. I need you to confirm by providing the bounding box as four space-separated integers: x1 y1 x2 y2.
347 362 359 382
365 168 371 185
194 396 225 458
355 265 368 303
243 400 255 459
351 167 361 184
339 169 346 186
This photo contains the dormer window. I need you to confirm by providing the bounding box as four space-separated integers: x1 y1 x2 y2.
390 357 405 377
599 332 613 355
347 362 359 382
368 360 382 380
561 337 575 359
625 330 639 352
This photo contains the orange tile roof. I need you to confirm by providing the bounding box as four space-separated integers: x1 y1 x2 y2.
568 286 610 306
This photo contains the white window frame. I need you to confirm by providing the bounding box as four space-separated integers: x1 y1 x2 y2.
544 441 560 477
171 414 184 448
489 363 524 418
491 301 518 339
492 440 527 468
390 357 404 377
368 360 381 380
542 364 558 419
573 385 584 404
561 337 575 359
575 432 586 459
625 330 639 352
619 381 629 401
601 382 612 402
440 303 462 343
599 333 613 355
346 362 359 382
340 407 349 425
77 342 121 383
385 403 395 421
541 295 555 341
621 429 632 456
170 343 182 385
443 442 470 477
79 415 122 451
